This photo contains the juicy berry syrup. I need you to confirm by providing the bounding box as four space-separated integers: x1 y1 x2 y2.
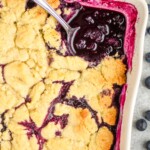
19 119 47 150
61 6 126 66
55 130 62 136
19 81 73 150
25 0 37 10
63 96 100 127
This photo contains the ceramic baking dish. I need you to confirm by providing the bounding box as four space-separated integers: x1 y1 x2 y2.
119 0 148 149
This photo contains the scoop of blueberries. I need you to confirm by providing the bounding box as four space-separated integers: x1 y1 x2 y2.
136 110 150 150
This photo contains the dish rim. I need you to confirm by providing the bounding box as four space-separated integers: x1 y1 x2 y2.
120 0 148 149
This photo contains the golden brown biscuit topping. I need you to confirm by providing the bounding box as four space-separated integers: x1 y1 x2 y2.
0 0 127 150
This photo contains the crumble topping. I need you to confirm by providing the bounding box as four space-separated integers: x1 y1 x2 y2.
0 0 130 150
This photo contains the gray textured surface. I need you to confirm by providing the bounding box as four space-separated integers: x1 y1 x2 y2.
131 0 150 150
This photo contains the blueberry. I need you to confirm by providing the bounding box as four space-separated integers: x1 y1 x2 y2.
136 119 147 131
93 11 99 18
145 141 150 150
84 29 92 38
144 110 150 121
89 30 104 42
90 30 100 40
106 19 112 24
74 2 81 9
148 4 150 14
87 43 97 51
145 76 150 89
147 27 150 35
117 33 123 38
26 0 37 10
145 53 150 63
85 16 94 24
118 18 125 25
106 46 113 55
76 39 86 49
55 131 61 136
96 34 105 43
97 24 109 35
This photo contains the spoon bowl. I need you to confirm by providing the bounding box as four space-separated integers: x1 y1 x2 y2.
67 27 80 55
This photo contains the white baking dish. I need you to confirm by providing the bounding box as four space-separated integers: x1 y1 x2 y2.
120 0 148 149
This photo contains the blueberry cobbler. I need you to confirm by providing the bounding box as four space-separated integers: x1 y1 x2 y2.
0 0 137 150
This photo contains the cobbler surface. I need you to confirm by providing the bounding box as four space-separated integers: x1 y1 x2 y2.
0 0 135 150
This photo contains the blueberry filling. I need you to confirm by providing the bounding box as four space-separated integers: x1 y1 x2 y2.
61 6 126 66
19 118 47 150
111 84 123 108
19 81 73 150
19 80 123 149
63 96 99 127
15 95 32 110
55 131 62 136
0 111 8 133
25 0 37 10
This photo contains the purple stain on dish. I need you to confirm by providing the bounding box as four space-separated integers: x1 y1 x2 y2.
25 0 37 10
114 84 127 150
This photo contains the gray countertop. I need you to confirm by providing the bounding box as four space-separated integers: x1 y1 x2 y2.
131 0 150 149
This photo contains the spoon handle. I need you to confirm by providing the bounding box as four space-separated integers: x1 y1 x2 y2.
33 0 71 32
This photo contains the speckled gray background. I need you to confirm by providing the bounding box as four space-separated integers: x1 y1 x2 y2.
131 0 150 149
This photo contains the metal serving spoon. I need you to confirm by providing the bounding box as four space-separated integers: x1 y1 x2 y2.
33 0 79 55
